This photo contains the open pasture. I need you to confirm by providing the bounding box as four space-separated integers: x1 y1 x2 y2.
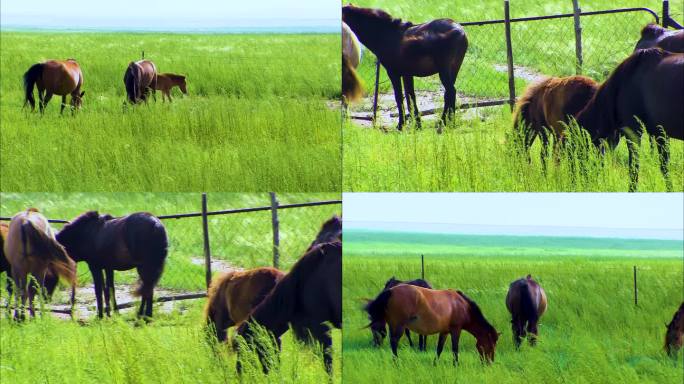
0 32 340 192
343 0 684 191
343 230 684 383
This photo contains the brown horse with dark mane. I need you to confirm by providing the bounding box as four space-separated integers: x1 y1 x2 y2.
575 48 683 191
23 59 84 113
124 60 158 104
5 209 77 320
342 5 468 130
153 73 187 102
635 24 684 53
665 302 684 357
506 275 547 348
235 241 341 375
367 277 432 351
56 211 168 318
513 76 598 167
365 284 499 364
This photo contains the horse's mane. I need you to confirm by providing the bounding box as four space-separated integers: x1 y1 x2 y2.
457 290 496 333
310 215 342 248
668 302 684 330
59 211 102 237
347 6 413 30
641 23 666 39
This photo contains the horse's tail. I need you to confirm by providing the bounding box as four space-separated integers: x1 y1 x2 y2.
20 219 76 286
124 64 138 103
132 221 167 298
342 55 363 104
23 63 44 110
519 280 538 325
364 289 392 328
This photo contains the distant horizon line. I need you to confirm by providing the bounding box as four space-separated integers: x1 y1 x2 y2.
0 24 338 34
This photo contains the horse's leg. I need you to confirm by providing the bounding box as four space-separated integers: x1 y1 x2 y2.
404 329 414 348
389 325 404 358
527 319 539 346
539 129 550 175
105 269 118 314
512 315 524 349
656 133 672 191
11 271 26 321
60 95 67 114
627 134 641 192
310 323 334 376
90 266 105 318
438 70 456 126
434 333 447 365
42 92 53 113
420 334 427 352
37 87 46 113
402 76 420 128
450 328 462 366
387 72 405 131
103 270 112 317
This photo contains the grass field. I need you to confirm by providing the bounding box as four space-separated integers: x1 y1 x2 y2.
0 32 341 192
343 0 684 191
343 230 684 383
0 193 341 383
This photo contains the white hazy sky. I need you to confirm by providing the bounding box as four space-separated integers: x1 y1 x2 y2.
343 193 684 240
1 0 339 30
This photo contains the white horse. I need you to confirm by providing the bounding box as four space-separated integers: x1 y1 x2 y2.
342 22 363 105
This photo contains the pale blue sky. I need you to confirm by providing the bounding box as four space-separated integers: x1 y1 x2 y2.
343 193 684 240
1 0 339 31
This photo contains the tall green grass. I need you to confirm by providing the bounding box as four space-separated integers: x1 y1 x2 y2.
344 0 683 191
343 233 684 383
0 33 341 191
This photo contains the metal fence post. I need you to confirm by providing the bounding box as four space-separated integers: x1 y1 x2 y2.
633 265 638 306
372 59 381 124
503 0 516 110
270 192 280 269
142 50 145 60
421 254 425 280
201 193 212 290
572 0 584 74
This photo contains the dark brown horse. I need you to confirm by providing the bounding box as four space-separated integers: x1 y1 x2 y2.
665 302 684 357
367 277 432 351
56 211 168 318
342 5 468 130
153 73 187 102
513 76 599 168
204 267 285 343
635 24 684 53
506 275 547 348
5 209 77 320
576 48 683 191
365 284 499 364
23 59 84 113
306 215 342 252
124 60 158 104
236 241 341 376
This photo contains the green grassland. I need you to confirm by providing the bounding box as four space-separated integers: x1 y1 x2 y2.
0 193 341 383
343 230 684 383
344 0 684 191
0 32 341 192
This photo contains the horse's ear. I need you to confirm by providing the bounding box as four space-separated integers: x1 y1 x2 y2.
80 91 85 97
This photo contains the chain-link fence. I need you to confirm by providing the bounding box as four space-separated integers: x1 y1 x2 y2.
350 1 679 123
0 193 341 315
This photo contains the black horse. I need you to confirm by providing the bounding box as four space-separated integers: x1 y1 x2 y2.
342 5 468 130
307 215 342 251
367 277 432 351
235 241 341 376
56 211 168 318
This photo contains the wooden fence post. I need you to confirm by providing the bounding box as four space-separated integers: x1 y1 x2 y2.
572 0 583 74
372 59 381 124
421 254 425 280
142 50 145 60
270 192 280 269
503 0 516 110
201 193 212 290
633 265 638 306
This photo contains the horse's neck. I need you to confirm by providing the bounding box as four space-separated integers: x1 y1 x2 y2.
352 24 403 60
463 318 489 341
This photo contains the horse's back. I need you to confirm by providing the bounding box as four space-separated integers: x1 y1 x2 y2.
40 60 81 95
226 268 283 322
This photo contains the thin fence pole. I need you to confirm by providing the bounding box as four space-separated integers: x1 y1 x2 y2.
372 59 381 124
270 192 280 269
662 0 669 27
503 0 516 110
633 265 638 306
572 0 584 74
142 50 145 59
421 254 425 280
201 193 212 290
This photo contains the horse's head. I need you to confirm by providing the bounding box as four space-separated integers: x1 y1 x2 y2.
370 321 387 347
72 91 85 109
665 304 684 357
56 210 103 262
476 327 499 363
178 76 188 95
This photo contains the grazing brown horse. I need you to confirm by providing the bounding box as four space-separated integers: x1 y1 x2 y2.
367 277 432 351
204 267 285 342
365 284 499 364
513 76 599 167
124 60 158 104
342 22 364 106
506 275 547 348
576 48 683 191
154 73 187 102
236 241 342 376
635 24 684 53
56 211 168 318
342 5 468 130
5 209 76 320
23 59 84 113
665 302 684 357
